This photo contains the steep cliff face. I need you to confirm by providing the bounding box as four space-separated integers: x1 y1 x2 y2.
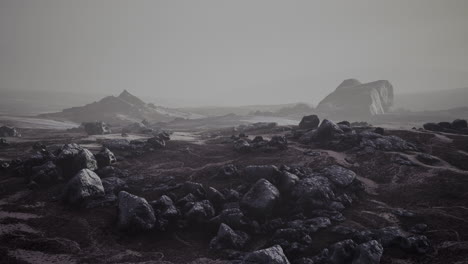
317 79 394 119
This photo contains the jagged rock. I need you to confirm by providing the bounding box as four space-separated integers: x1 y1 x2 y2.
186 200 215 222
352 240 383 264
55 144 85 177
152 195 179 220
147 136 166 148
158 131 171 141
207 187 226 208
452 119 467 130
62 169 105 205
82 121 111 135
359 132 418 152
403 235 432 254
0 126 20 137
373 127 384 135
322 165 356 187
95 148 116 167
183 181 206 197
268 136 288 150
299 115 320 130
234 139 252 153
30 161 62 184
96 166 127 178
316 79 394 119
117 191 156 231
328 239 357 264
423 122 442 132
241 179 280 218
101 177 128 195
0 138 8 147
243 165 281 183
316 119 344 140
32 142 46 151
210 223 249 250
292 176 335 210
73 148 98 173
242 245 290 264
209 208 250 230
277 171 299 194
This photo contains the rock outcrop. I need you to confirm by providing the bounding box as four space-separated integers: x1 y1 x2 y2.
317 79 394 119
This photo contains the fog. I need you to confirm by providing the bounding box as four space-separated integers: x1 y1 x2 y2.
1 0 468 107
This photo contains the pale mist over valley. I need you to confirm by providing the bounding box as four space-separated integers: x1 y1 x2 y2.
0 1 468 264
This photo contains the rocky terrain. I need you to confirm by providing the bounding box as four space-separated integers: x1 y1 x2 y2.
1 115 468 264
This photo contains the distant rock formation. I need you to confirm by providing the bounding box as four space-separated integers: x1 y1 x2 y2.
317 79 394 119
39 90 199 125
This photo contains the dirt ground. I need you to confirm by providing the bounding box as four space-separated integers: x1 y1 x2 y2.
1 126 468 264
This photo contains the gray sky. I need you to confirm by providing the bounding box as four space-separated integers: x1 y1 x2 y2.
1 0 468 107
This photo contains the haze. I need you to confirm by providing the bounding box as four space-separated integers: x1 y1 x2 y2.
1 0 468 107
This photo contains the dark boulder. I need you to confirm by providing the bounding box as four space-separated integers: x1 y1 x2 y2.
322 165 356 187
216 164 239 179
210 223 249 250
0 126 20 137
423 123 442 132
243 165 281 183
452 119 467 130
292 176 335 210
268 136 288 150
30 161 62 184
147 136 166 148
117 191 156 232
62 169 105 205
277 171 299 194
95 148 116 168
185 200 215 223
299 115 320 130
352 240 383 264
234 139 252 153
183 181 206 198
241 179 280 218
328 239 357 264
207 187 226 208
242 245 290 264
82 122 111 135
0 138 8 147
72 148 98 173
101 177 128 195
316 119 344 140
373 127 384 135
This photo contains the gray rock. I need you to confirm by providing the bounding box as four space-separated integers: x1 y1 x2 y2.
72 148 98 174
316 119 344 140
183 181 206 197
292 176 335 210
31 161 62 184
63 169 105 205
299 115 320 130
101 177 128 195
242 245 290 264
243 165 281 183
241 179 280 218
147 136 166 148
207 186 226 207
277 171 299 193
268 135 288 150
185 200 215 222
82 121 111 135
352 240 383 264
234 139 252 153
452 119 467 130
95 148 116 167
209 223 249 250
322 165 356 187
328 239 357 264
117 191 156 231
0 126 20 137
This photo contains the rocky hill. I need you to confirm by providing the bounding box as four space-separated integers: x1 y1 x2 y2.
317 79 394 120
39 90 201 125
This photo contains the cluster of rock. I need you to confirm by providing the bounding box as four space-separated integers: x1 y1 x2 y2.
423 119 468 135
101 131 170 153
294 115 418 153
101 163 431 263
0 125 20 137
235 122 278 133
3 143 118 196
232 134 288 153
82 121 112 135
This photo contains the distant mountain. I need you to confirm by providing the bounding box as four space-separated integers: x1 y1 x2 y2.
393 87 468 111
39 90 202 125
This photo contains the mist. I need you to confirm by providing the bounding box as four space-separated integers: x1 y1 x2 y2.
1 0 468 107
